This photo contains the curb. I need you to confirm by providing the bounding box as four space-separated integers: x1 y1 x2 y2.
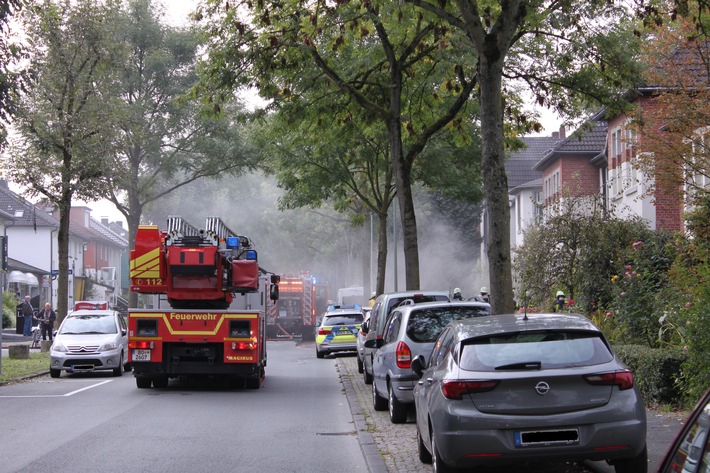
0 370 50 386
338 358 389 473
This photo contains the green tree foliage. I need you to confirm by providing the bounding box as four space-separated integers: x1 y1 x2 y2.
194 0 479 291
669 195 710 402
7 0 124 322
406 0 644 313
252 104 397 295
0 0 28 149
104 0 259 251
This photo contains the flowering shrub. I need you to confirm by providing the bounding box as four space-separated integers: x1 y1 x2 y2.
609 234 675 348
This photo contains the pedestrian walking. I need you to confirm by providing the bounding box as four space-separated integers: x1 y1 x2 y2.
21 295 34 336
37 302 56 341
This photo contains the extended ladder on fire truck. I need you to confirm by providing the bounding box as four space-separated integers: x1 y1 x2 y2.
164 216 253 250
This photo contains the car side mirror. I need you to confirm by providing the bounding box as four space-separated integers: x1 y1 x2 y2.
361 320 369 334
364 339 384 349
411 355 426 379
270 284 279 301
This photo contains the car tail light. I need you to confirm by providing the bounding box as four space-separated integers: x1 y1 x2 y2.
317 328 329 336
584 370 634 390
396 341 412 369
441 380 499 399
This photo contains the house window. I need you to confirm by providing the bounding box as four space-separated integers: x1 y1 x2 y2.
516 194 522 232
611 128 622 159
692 131 709 190
534 191 543 223
624 128 638 193
609 158 621 199
554 171 560 195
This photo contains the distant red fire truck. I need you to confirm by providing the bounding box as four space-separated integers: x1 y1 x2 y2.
266 272 329 340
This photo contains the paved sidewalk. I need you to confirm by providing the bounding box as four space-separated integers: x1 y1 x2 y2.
335 353 687 473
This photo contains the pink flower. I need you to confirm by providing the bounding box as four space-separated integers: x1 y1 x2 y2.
620 292 626 296
632 241 644 250
605 311 612 318
625 265 632 270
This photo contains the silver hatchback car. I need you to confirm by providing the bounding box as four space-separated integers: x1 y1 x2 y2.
362 291 450 385
368 301 491 423
412 313 647 473
50 309 132 378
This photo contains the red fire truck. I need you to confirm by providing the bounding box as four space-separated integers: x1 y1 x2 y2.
128 216 278 389
266 272 329 340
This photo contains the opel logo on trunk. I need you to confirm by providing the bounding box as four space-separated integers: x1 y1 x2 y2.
535 381 550 395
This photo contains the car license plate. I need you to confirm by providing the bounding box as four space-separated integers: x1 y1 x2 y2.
514 429 579 447
337 329 352 335
132 349 151 361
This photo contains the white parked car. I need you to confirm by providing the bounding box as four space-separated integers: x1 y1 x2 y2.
50 309 132 378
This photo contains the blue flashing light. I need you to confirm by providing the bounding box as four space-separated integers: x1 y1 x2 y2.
327 304 361 311
245 250 257 260
225 236 240 249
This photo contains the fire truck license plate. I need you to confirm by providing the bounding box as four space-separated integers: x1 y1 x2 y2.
132 349 151 361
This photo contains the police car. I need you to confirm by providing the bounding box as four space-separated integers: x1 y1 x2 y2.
315 305 364 358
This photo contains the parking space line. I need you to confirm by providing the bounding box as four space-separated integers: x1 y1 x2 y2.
0 379 113 398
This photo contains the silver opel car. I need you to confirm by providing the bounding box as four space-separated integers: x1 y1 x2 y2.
368 301 490 423
50 309 131 378
412 313 647 473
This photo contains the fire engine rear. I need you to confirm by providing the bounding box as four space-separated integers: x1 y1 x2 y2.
266 272 329 340
128 216 278 389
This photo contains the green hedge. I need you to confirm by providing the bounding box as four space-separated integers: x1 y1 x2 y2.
613 344 687 406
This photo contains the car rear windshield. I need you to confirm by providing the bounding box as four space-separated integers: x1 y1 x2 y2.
459 330 613 371
407 306 491 343
59 314 118 335
387 295 448 313
324 313 363 326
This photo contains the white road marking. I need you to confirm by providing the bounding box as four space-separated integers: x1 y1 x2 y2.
0 379 113 398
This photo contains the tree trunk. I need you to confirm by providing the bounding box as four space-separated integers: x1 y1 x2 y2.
376 210 388 296
126 202 142 309
478 56 514 314
55 194 73 326
388 111 420 290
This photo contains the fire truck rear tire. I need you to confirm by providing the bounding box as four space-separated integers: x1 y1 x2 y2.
246 376 261 389
136 377 151 389
153 376 169 388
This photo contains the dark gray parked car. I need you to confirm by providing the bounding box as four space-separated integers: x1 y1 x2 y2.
412 313 647 473
368 301 490 423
